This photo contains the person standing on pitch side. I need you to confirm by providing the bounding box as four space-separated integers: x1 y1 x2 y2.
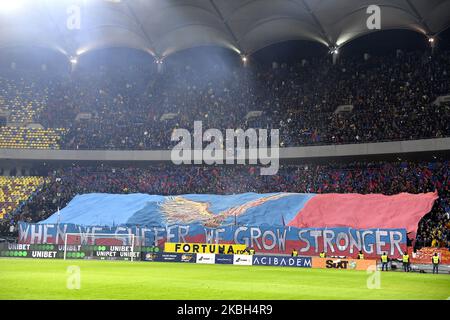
357 250 364 260
381 252 389 271
402 251 410 272
432 252 440 274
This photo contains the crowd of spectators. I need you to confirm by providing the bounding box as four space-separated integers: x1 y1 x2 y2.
1 49 449 149
56 50 450 149
2 159 449 249
1 48 450 249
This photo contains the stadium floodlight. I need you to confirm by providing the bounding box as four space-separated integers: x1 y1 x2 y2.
0 0 24 13
241 55 247 62
70 57 78 65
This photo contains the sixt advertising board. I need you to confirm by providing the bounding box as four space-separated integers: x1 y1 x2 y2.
312 257 377 270
252 255 312 268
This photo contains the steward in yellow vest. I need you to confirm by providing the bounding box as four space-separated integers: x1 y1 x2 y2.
249 248 256 255
402 253 410 272
291 249 298 257
381 253 389 271
319 251 326 258
432 253 440 274
357 251 364 260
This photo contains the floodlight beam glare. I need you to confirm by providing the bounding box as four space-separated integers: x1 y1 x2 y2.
0 0 24 13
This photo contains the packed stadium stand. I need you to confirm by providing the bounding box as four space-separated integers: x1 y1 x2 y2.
0 74 67 149
0 75 47 123
1 46 450 251
0 127 66 149
0 160 448 250
0 176 47 220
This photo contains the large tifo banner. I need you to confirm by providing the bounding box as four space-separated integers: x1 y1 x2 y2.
409 247 450 265
19 191 436 258
19 223 407 258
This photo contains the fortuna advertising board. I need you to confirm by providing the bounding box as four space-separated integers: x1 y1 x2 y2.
165 242 247 254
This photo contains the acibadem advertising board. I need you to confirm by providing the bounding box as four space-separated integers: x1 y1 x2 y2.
164 242 247 254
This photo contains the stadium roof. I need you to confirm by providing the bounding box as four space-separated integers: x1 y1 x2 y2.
1 0 449 59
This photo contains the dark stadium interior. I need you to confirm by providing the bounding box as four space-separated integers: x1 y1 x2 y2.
0 3 449 257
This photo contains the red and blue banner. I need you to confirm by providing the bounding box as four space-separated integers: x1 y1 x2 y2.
35 192 437 235
18 222 407 258
18 191 437 258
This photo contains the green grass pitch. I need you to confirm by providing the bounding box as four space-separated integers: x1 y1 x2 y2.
0 258 449 300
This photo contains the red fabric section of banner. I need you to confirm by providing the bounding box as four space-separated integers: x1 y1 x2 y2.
287 192 438 235
409 247 450 264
